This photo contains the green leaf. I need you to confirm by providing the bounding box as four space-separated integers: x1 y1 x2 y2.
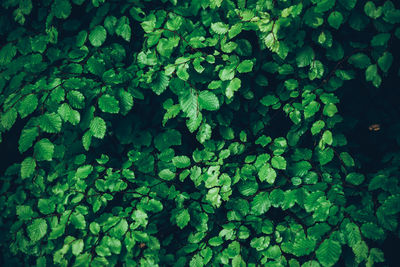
180 90 198 119
365 64 381 88
57 103 80 125
309 60 324 80
258 164 276 184
159 169 175 180
89 222 101 235
0 43 17 66
90 117 106 139
323 103 338 117
176 209 190 229
27 218 48 242
340 152 355 167
21 157 36 179
237 60 254 73
67 90 85 109
316 239 341 267
16 205 34 221
89 26 107 47
304 101 320 119
296 46 315 67
98 94 120 114
71 212 86 229
348 53 371 69
38 199 56 215
19 127 39 153
34 139 55 161
317 148 334 165
321 130 333 146
177 63 189 81
327 11 344 29
211 22 229 34
311 120 325 135
226 77 241 99
72 239 84 256
251 192 271 215
53 0 72 19
238 180 258 196
364 1 382 19
378 52 393 72
172 156 191 168
115 16 131 42
338 0 356 10
260 95 279 106
219 67 235 81
38 113 62 133
271 156 287 170
152 71 170 95
199 91 219 111
353 241 369 263
346 172 365 185
361 223 385 240
17 94 38 119
1 108 17 130
75 165 93 179
371 33 390 47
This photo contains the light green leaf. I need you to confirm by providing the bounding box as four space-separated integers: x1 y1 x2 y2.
304 101 320 119
98 94 120 114
311 120 325 135
296 46 315 67
323 103 338 117
38 199 56 215
27 218 48 242
172 156 191 168
90 117 106 139
177 63 189 81
38 113 62 133
34 138 54 161
199 91 219 111
180 90 198 119
364 1 382 19
226 77 241 99
271 156 287 170
72 239 84 256
57 103 80 125
159 169 175 180
316 239 341 267
1 108 17 130
251 192 271 215
237 60 254 73
260 95 279 106
211 22 229 34
89 26 107 47
17 94 38 119
115 16 131 42
21 157 36 179
75 165 93 179
152 71 170 95
176 209 190 229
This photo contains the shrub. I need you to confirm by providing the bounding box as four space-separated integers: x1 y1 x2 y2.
1 0 400 266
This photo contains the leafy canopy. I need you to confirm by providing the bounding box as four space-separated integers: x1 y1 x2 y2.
1 0 400 266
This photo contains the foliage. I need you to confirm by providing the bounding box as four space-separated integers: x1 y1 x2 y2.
1 0 400 266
